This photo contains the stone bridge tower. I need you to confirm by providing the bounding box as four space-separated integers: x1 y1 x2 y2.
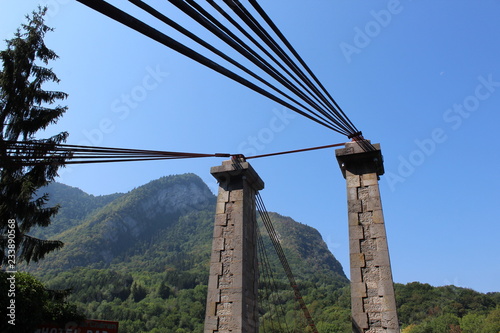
336 141 400 333
204 158 264 333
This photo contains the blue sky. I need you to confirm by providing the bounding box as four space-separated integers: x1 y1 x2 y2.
1 0 499 293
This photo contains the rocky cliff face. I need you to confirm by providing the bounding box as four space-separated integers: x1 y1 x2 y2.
140 181 213 219
30 174 216 272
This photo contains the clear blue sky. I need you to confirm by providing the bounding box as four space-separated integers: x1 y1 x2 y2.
1 0 499 293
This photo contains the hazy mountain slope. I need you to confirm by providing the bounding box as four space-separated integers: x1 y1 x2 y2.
26 174 500 333
31 182 124 239
30 174 216 274
30 173 350 333
263 212 347 286
29 174 347 284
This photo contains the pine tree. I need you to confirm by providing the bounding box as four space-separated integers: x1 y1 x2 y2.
131 282 148 302
0 7 70 264
158 281 172 299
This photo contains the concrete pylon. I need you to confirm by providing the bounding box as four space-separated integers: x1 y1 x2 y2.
204 158 264 333
336 141 400 333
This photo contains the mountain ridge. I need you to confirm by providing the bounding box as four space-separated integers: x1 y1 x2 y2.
29 173 347 286
24 174 500 333
31 182 124 239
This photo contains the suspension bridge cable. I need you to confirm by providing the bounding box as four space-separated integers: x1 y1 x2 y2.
1 140 349 166
167 0 350 134
176 0 352 134
225 1 332 110
255 192 319 333
199 0 350 133
248 0 360 134
132 0 345 133
257 222 292 333
245 142 345 159
257 224 279 333
75 0 362 138
0 140 231 166
78 0 347 133
197 0 354 134
203 0 334 116
222 0 357 135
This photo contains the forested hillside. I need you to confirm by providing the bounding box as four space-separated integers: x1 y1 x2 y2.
31 182 124 239
26 174 499 333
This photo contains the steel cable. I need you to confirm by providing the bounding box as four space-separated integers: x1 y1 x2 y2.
257 224 284 332
248 0 360 134
167 0 349 133
256 192 319 333
138 0 344 133
257 221 292 333
222 0 356 135
0 140 230 166
75 0 342 132
1 140 349 166
198 0 350 132
204 0 334 115
75 0 363 138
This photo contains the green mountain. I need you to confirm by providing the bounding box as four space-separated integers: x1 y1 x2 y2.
25 174 500 333
29 174 347 280
25 174 350 332
31 182 124 239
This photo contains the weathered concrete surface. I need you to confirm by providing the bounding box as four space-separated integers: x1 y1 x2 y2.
336 141 400 333
204 158 264 333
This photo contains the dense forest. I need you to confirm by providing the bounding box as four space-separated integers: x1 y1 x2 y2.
10 174 500 332
3 269 499 332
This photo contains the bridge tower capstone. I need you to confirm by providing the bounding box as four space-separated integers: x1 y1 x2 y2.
336 141 400 333
204 158 264 333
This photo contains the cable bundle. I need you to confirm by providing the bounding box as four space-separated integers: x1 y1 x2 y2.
257 222 291 332
256 192 319 333
0 140 229 166
75 0 364 140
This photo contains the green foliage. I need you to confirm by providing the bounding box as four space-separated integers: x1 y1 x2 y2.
158 281 171 299
45 268 133 303
0 271 45 332
22 175 499 332
483 307 500 333
460 312 487 333
397 283 500 332
31 182 124 239
412 313 460 333
0 6 68 264
24 175 351 332
0 271 83 333
131 282 147 302
396 282 497 323
314 305 351 332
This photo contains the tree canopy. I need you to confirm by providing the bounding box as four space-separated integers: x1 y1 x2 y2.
0 6 69 264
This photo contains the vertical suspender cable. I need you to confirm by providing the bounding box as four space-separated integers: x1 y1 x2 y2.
257 223 291 332
256 192 319 333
